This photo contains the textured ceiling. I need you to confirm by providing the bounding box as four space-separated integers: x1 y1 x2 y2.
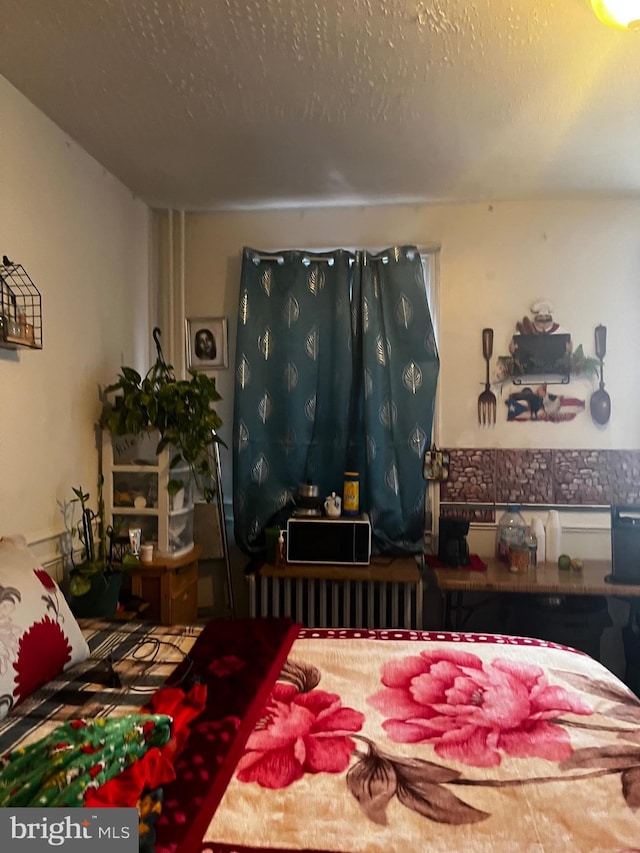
1 0 639 210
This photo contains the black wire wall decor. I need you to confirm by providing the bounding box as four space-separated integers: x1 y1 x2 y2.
0 255 42 350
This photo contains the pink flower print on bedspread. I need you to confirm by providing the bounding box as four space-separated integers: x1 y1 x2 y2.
368 649 593 767
236 682 365 789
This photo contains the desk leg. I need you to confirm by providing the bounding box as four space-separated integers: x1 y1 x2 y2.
444 591 464 631
444 592 454 630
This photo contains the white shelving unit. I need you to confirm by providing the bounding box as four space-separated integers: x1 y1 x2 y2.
101 429 195 558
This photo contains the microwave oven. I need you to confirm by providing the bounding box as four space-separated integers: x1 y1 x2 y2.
286 515 371 565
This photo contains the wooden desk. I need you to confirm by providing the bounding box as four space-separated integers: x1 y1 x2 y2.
250 556 640 631
430 557 640 629
432 558 640 595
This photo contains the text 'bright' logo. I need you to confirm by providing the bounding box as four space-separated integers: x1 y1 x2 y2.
10 815 131 847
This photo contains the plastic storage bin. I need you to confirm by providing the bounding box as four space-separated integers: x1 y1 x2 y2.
102 429 195 558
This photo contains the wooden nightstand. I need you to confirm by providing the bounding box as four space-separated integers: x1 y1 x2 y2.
128 545 201 625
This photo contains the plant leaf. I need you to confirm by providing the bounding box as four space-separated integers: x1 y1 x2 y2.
560 745 640 771
70 575 91 596
607 704 640 723
551 669 640 706
396 779 488 825
617 729 640 745
347 750 397 825
279 659 321 693
392 754 462 784
621 766 640 810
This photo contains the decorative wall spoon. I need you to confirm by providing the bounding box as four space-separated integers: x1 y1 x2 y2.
589 325 611 425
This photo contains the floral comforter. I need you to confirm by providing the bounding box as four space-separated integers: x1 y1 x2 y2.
187 629 640 853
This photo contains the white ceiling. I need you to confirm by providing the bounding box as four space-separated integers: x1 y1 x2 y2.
1 0 640 211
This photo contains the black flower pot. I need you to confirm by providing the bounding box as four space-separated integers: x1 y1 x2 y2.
69 572 123 619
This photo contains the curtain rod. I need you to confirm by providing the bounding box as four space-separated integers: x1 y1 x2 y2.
248 246 437 265
250 251 337 265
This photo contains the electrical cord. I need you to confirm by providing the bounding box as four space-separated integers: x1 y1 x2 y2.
114 638 197 690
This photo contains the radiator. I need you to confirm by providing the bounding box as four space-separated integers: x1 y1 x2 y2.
249 573 425 629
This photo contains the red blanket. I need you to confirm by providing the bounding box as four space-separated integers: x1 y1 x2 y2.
154 617 300 853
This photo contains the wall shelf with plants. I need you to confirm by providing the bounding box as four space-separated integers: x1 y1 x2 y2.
481 301 604 426
0 255 43 350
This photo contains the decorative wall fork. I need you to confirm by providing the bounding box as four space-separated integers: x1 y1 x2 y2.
478 328 497 425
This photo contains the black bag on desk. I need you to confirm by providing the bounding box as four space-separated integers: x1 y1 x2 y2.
437 517 470 567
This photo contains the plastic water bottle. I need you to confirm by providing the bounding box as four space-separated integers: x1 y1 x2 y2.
531 517 546 566
525 526 538 569
545 510 562 564
496 505 527 562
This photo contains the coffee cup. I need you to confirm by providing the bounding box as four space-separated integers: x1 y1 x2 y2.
140 544 154 564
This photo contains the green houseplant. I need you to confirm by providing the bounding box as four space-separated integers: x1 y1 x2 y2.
65 479 132 618
496 343 600 386
99 327 224 502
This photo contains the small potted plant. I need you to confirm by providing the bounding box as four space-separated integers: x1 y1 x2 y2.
99 328 224 502
66 479 133 618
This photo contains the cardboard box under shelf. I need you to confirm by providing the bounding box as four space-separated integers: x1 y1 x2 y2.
128 546 200 625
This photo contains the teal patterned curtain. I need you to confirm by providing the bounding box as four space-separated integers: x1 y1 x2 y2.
233 245 439 557
233 248 354 554
352 247 440 554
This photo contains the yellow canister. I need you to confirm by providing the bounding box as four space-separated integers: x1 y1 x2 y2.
343 471 360 516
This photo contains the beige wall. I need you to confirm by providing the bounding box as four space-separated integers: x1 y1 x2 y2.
163 202 638 621
166 199 640 497
3 69 638 582
0 76 151 567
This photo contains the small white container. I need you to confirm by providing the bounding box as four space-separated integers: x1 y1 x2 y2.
545 510 562 564
140 543 154 564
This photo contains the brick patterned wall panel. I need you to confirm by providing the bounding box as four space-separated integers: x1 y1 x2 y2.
553 449 612 505
495 449 554 505
610 450 640 505
439 449 496 504
438 447 639 513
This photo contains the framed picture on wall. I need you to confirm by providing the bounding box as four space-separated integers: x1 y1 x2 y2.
185 317 228 370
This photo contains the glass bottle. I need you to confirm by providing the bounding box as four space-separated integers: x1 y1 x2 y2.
531 517 546 565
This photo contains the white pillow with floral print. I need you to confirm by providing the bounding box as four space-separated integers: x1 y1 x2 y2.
0 536 90 718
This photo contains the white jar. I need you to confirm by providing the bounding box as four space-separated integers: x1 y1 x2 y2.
545 510 562 564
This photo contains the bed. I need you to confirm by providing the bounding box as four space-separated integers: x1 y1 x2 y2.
1 537 640 852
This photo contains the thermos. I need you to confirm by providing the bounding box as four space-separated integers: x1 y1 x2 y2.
342 471 360 516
